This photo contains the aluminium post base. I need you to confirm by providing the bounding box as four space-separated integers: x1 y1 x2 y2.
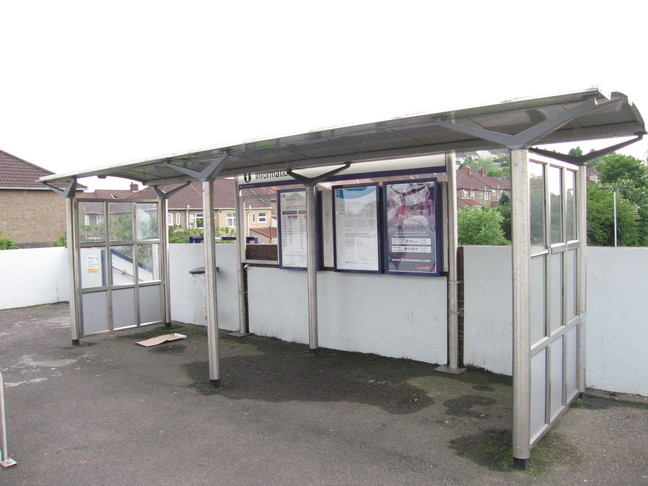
434 365 466 375
228 331 250 338
1 457 17 468
209 379 221 388
512 457 530 471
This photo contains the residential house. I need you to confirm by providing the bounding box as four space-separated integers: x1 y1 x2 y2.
0 149 83 247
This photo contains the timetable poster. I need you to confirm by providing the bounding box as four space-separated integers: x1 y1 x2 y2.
384 180 440 275
333 184 380 272
278 189 308 269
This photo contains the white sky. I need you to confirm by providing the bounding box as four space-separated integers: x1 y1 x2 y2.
2 1 647 190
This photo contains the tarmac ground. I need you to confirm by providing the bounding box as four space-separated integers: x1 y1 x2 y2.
1 303 646 485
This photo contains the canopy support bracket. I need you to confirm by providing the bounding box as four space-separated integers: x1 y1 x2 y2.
287 162 351 186
152 181 191 199
529 134 644 165
435 96 599 149
41 179 78 198
164 151 230 182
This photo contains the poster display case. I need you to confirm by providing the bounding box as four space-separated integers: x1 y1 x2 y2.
332 184 381 273
383 179 441 276
277 189 308 269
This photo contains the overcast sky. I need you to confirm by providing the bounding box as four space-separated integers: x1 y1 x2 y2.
2 1 646 190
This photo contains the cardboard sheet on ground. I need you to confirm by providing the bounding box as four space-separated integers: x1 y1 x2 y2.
136 333 186 347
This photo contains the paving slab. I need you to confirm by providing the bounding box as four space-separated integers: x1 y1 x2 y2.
1 303 646 485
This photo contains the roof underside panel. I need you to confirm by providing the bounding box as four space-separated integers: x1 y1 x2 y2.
41 89 645 187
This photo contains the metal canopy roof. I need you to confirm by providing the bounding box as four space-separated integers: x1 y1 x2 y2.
41 88 645 187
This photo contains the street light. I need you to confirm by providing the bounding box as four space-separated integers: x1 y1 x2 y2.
599 185 631 247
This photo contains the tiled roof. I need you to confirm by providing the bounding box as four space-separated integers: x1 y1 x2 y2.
0 149 54 189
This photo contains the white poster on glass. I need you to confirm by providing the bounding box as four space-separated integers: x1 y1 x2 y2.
278 189 308 269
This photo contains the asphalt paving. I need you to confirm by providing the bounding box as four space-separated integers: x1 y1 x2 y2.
1 303 646 485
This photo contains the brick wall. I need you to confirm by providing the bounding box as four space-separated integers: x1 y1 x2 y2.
0 189 67 246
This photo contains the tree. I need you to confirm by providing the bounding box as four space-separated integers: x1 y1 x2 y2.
595 154 648 187
496 193 512 241
586 184 639 246
459 156 479 169
458 206 509 245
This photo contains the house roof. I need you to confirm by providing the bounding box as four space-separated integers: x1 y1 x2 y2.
250 227 278 239
0 149 57 190
41 89 646 187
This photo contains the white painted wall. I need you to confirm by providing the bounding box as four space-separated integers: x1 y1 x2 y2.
248 267 447 364
168 243 239 331
0 247 68 310
463 246 648 397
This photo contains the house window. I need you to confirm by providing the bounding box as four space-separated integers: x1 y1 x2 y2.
226 213 236 228
176 213 181 226
463 190 468 198
485 192 491 201
258 212 267 224
167 213 173 226
469 191 476 200
189 213 204 229
251 213 257 223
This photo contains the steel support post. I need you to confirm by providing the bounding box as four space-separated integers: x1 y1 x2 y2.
511 148 532 468
66 196 81 344
577 166 588 393
202 180 221 387
436 152 465 374
161 197 172 327
0 372 17 467
233 178 249 336
306 183 319 350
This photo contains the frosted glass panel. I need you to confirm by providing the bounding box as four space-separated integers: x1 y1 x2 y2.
531 350 547 439
549 253 563 333
112 288 136 329
566 327 578 398
81 248 106 289
139 285 162 324
549 166 562 244
82 292 109 334
550 337 564 418
530 256 546 343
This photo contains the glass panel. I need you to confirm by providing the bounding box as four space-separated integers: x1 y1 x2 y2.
79 201 105 242
529 162 545 251
566 249 577 320
531 350 547 439
109 202 133 241
139 285 163 324
138 244 160 282
549 166 563 244
550 337 564 418
565 170 577 241
80 247 106 289
112 288 136 329
137 203 159 240
530 255 546 343
111 245 135 285
549 253 563 333
82 292 109 334
566 327 578 398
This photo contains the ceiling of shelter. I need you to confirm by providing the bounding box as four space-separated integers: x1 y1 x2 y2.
41 89 645 188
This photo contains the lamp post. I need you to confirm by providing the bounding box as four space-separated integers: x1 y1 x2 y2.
599 186 631 247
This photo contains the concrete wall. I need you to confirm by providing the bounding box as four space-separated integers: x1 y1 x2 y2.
248 267 447 364
0 247 68 309
168 243 239 331
463 246 648 397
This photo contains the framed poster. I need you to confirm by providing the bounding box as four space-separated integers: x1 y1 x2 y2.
332 184 381 273
278 189 308 269
383 179 441 276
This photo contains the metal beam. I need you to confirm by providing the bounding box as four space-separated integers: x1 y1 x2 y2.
577 166 588 393
203 180 221 387
530 134 644 165
153 181 191 199
165 151 229 182
231 177 250 337
41 179 78 197
511 148 532 468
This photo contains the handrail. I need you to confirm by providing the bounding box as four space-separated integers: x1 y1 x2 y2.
0 371 17 468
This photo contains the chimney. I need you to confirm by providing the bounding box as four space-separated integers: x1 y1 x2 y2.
130 182 139 192
479 168 485 176
465 167 471 176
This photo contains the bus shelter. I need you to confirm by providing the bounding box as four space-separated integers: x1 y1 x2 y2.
41 88 645 468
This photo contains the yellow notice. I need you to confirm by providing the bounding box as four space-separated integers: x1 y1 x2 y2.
87 255 100 273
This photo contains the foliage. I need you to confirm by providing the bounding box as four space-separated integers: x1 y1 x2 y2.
496 193 512 241
459 156 479 169
586 184 639 246
458 206 509 246
595 154 648 187
168 226 236 243
52 234 67 247
0 231 18 250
